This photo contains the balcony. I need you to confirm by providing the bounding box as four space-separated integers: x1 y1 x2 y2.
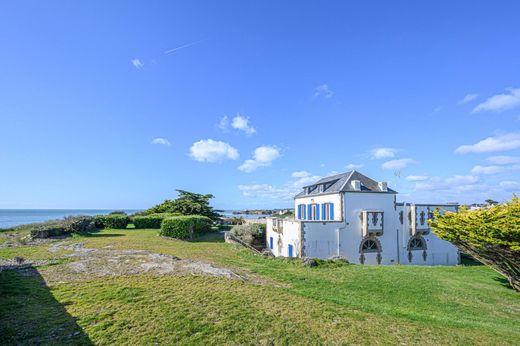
361 210 384 236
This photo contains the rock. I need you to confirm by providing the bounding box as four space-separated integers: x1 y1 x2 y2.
330 255 349 263
302 257 318 267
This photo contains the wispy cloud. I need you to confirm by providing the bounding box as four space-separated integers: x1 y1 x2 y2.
470 164 520 175
405 175 429 181
189 139 239 162
151 137 171 146
313 84 334 99
486 155 520 165
414 175 479 192
370 147 396 159
238 146 280 173
473 88 520 112
345 163 363 170
231 115 256 135
382 158 415 170
164 39 205 54
131 58 144 69
217 116 228 130
238 171 322 200
458 93 478 105
455 132 520 154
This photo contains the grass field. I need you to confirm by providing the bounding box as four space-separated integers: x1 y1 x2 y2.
1 228 519 345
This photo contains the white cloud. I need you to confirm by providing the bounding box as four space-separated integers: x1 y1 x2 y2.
189 139 239 162
458 93 478 105
499 181 520 190
455 133 520 154
238 172 322 200
370 147 396 159
238 146 280 172
291 171 311 178
470 164 520 175
217 116 228 130
382 158 415 170
486 155 520 165
313 84 334 99
415 175 479 192
131 58 144 68
151 137 171 146
405 175 429 181
231 115 256 135
473 88 520 112
345 163 363 170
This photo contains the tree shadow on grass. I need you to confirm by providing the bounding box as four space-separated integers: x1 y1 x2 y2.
0 265 93 345
493 275 515 291
190 232 225 243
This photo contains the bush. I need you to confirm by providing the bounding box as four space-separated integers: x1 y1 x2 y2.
109 210 127 215
95 214 130 229
230 223 266 246
62 216 96 234
30 222 66 238
133 213 180 229
160 215 213 239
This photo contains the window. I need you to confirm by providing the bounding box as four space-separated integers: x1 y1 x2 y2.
288 244 293 257
297 204 306 220
321 202 334 220
408 236 426 250
269 237 273 249
308 204 319 220
361 239 379 252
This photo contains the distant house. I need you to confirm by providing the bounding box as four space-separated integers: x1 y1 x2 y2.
266 171 460 265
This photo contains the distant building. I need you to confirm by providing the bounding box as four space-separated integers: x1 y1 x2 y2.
266 171 460 265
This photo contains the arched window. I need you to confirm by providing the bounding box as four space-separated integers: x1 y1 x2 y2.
407 236 427 262
361 239 380 253
408 236 427 251
359 237 382 264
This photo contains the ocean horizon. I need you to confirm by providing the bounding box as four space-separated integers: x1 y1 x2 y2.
0 209 273 228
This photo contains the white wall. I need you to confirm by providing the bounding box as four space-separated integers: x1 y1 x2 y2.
294 193 342 221
266 218 302 257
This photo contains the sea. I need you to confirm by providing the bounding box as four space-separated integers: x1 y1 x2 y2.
0 209 140 229
0 209 271 229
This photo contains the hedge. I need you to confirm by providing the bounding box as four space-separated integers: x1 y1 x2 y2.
133 213 180 229
95 214 130 229
30 223 66 239
62 216 96 234
160 215 212 240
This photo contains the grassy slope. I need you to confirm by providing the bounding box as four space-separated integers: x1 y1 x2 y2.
1 228 519 345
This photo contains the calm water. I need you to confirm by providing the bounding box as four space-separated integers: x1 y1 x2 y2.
0 209 139 228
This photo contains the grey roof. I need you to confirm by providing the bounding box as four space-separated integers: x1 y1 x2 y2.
295 170 397 198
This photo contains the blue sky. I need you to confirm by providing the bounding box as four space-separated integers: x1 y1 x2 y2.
1 1 520 209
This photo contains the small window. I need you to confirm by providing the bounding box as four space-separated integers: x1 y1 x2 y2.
322 203 334 221
288 244 293 257
297 204 306 220
361 239 380 253
309 204 318 220
408 236 426 250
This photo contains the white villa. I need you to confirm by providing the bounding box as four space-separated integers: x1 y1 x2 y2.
266 171 460 265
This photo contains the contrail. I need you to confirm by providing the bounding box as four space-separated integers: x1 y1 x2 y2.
164 39 205 54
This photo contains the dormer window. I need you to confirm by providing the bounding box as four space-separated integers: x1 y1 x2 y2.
307 185 318 194
323 180 337 191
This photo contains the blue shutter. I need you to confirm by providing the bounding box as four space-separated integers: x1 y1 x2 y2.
297 204 301 219
303 204 306 220
322 204 326 220
269 237 273 249
316 204 320 220
288 244 293 257
308 204 312 220
330 203 334 220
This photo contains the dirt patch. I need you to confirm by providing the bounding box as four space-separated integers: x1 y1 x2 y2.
40 242 248 283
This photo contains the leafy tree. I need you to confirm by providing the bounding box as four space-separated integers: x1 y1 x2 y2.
146 190 222 221
485 199 499 206
429 196 520 292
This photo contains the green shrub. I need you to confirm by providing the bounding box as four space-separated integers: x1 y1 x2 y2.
133 213 180 229
30 222 66 238
62 216 96 233
160 215 213 239
95 214 130 229
230 223 266 246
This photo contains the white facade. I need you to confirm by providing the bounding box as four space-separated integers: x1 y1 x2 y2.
266 171 460 265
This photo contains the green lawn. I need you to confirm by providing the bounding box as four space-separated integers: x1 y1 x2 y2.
1 228 519 345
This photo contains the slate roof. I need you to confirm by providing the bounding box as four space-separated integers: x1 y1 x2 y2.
295 170 397 198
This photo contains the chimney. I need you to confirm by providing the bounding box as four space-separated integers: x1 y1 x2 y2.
350 180 361 191
378 181 388 192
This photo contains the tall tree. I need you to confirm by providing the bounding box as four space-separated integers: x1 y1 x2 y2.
146 190 222 221
429 196 520 292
